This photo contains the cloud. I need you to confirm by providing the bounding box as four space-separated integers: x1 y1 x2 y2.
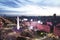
0 0 20 8
0 5 60 16
29 0 60 6
0 0 60 16
20 5 60 16
0 0 60 8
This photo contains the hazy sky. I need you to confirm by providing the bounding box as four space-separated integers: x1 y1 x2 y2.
0 0 60 16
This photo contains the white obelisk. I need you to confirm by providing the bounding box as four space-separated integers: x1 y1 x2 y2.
17 16 20 30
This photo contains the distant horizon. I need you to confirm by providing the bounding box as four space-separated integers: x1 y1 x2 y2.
0 13 60 16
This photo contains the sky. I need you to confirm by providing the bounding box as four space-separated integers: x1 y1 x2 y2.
0 0 60 16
